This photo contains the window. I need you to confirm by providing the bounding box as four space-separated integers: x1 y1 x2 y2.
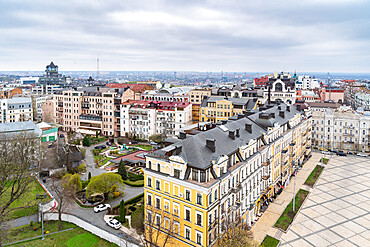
200 170 206 182
156 180 161 190
147 211 152 223
148 161 152 169
192 169 199 181
214 189 218 200
156 214 161 227
157 163 161 172
147 194 152 206
156 197 161 209
196 212 202 226
147 177 152 187
197 193 202 205
174 169 180 178
185 208 191 222
185 189 191 201
196 232 202 245
185 226 191 240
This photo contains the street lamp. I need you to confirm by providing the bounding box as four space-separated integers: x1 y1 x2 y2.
36 193 47 240
292 162 298 212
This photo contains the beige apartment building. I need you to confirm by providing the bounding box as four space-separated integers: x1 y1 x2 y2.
52 87 134 136
189 89 211 122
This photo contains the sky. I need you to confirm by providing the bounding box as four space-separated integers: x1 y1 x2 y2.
0 0 370 72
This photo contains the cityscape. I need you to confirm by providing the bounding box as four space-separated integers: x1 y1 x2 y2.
1 1 370 247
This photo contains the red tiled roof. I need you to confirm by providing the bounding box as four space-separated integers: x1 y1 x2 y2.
106 83 151 92
112 150 153 163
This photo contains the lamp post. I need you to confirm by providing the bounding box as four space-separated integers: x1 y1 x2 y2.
36 193 47 240
292 162 298 212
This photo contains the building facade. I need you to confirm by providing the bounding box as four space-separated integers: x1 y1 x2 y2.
311 107 370 153
0 87 22 99
263 72 297 104
190 89 211 123
0 98 33 123
144 103 312 246
120 100 192 140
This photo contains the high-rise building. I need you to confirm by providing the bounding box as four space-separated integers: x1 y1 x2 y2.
0 98 33 123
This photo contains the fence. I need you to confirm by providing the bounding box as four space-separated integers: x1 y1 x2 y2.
44 213 141 247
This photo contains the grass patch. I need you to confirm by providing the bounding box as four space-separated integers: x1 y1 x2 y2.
94 155 112 167
260 235 280 247
320 158 329 164
127 172 144 181
7 178 51 220
6 221 117 247
304 165 324 187
123 179 144 187
274 189 309 231
131 144 153 150
122 220 130 229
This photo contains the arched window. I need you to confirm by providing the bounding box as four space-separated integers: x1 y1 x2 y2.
275 82 283 92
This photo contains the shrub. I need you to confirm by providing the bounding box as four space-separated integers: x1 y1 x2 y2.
127 172 144 181
92 149 101 156
80 148 86 158
53 169 67 179
78 163 86 173
131 204 144 234
117 137 124 145
119 200 126 222
33 227 37 231
82 136 91 147
114 191 120 197
30 220 33 226
111 185 117 192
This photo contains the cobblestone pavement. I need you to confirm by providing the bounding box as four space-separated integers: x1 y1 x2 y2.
279 155 370 247
251 152 320 243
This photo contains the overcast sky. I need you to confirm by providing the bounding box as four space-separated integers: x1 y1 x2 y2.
0 0 369 72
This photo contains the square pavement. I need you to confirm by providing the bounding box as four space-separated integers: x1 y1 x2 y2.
280 155 370 247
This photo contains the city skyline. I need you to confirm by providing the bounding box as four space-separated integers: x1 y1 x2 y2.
1 0 370 72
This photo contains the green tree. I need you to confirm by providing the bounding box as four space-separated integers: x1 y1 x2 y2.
62 173 82 193
118 160 128 180
82 136 91 147
119 200 126 223
86 173 124 198
149 134 163 143
88 172 92 181
131 204 144 234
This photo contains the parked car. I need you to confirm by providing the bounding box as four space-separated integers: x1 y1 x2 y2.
107 219 121 229
150 141 158 145
357 153 368 157
94 145 107 150
59 134 64 138
94 204 111 213
347 151 354 155
48 142 55 148
331 150 339 154
322 151 331 155
129 141 138 144
106 142 112 146
337 152 347 156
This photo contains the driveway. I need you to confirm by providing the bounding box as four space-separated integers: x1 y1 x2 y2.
81 142 110 180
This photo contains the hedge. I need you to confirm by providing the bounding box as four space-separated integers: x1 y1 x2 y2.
113 193 144 209
123 180 144 187
127 172 144 182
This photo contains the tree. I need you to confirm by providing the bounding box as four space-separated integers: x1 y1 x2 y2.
149 134 163 144
82 136 91 147
0 132 41 245
119 200 126 223
85 173 124 198
118 160 128 180
143 210 175 247
131 204 144 234
88 172 92 181
50 175 75 230
63 173 82 193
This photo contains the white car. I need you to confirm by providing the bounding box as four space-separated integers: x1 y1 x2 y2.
322 151 331 155
94 204 111 213
107 219 122 230
357 153 368 157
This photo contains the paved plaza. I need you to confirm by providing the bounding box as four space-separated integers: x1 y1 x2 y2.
279 155 370 247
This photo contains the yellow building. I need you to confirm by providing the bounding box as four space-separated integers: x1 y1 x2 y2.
199 96 258 123
144 102 312 246
190 89 211 123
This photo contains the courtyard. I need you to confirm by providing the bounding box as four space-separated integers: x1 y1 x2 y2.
279 154 370 247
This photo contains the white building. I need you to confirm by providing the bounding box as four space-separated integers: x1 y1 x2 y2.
311 106 370 153
32 85 61 95
20 77 39 85
297 75 320 90
120 101 192 140
0 98 33 123
263 72 296 104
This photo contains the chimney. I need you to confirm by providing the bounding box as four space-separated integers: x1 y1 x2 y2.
287 106 290 112
236 128 240 137
229 130 235 140
271 113 275 118
221 120 228 125
296 104 301 111
179 131 186 139
174 145 182 155
278 106 281 110
245 123 252 133
206 139 216 152
279 111 285 118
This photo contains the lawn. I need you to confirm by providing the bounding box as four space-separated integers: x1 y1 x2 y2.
123 179 144 187
94 155 112 167
304 165 324 187
260 235 280 247
319 158 329 164
7 178 51 220
132 144 153 151
5 221 117 247
274 189 309 231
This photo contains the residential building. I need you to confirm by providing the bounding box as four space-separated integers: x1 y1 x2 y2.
144 102 312 246
19 76 39 85
354 92 370 110
253 76 269 87
199 96 258 123
296 90 320 102
296 75 320 90
106 83 154 100
33 95 50 121
311 106 370 153
190 89 211 122
120 100 192 140
0 98 33 123
42 100 55 123
0 87 22 99
32 84 61 95
319 87 344 103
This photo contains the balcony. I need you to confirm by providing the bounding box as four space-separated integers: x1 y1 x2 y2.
262 160 270 166
232 184 242 193
262 175 270 180
79 114 102 122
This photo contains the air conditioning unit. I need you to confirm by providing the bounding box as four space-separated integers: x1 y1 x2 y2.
179 193 184 198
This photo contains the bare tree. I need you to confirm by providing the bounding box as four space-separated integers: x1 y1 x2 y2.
216 213 258 247
142 210 176 247
0 132 41 246
49 175 76 230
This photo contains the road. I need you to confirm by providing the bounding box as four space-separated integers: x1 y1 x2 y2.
80 142 111 181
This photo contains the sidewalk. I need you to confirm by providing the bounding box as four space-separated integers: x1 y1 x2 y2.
251 152 320 244
5 214 38 228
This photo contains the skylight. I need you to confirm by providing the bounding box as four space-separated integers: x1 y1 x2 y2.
219 125 229 132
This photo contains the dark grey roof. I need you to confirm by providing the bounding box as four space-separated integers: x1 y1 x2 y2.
200 96 257 109
149 103 302 170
